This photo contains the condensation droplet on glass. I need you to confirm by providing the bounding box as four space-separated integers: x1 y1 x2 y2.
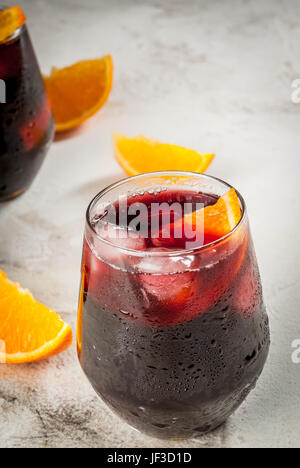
120 309 129 315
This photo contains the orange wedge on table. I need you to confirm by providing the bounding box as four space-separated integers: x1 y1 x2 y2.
114 134 214 176
44 55 113 132
0 270 72 364
0 6 26 43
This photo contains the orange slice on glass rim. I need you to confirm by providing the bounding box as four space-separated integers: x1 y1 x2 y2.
0 6 26 43
155 188 243 249
180 188 242 240
114 134 215 176
0 270 72 364
43 55 113 132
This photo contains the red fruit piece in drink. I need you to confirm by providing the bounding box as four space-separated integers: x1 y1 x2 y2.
139 272 197 327
139 233 248 327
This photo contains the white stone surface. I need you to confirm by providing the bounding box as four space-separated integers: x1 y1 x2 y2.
0 0 300 448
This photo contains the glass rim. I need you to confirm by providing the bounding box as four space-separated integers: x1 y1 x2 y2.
86 171 247 257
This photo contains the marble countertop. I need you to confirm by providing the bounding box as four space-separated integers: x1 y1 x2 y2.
0 0 299 448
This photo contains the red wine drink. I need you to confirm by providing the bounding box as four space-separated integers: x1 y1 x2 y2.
77 172 270 439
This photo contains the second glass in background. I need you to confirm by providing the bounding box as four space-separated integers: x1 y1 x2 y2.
0 18 54 201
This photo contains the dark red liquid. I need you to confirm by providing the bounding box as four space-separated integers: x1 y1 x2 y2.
0 26 54 201
101 189 221 249
78 190 270 438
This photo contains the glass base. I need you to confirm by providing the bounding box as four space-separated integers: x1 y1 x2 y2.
125 420 227 441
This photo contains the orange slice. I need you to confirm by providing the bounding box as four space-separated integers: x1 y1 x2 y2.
179 188 242 240
114 134 214 176
43 55 113 132
0 270 72 364
0 6 26 43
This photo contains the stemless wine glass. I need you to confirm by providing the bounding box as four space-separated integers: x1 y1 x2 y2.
0 11 54 201
77 172 270 439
